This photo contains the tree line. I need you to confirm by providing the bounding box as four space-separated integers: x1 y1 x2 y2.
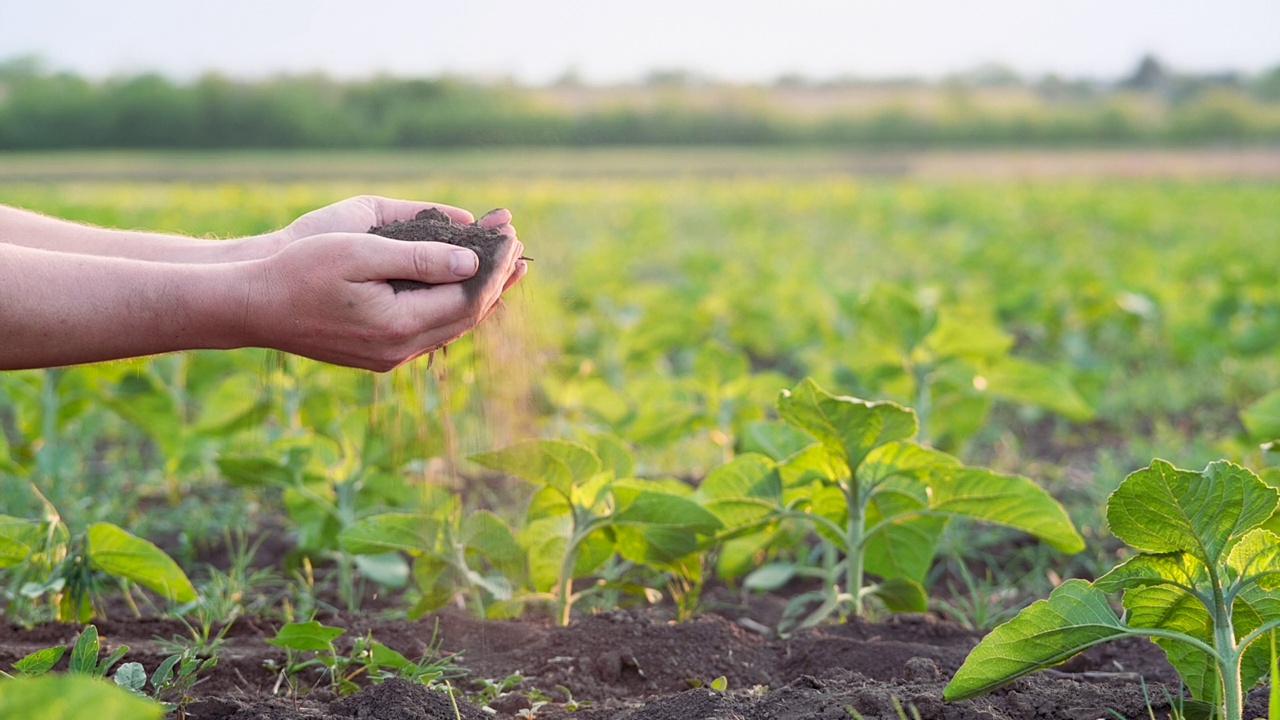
2 58 1279 149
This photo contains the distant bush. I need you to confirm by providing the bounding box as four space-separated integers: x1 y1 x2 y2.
2 58 1279 149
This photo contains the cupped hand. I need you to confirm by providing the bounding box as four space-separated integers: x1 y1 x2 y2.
246 211 527 371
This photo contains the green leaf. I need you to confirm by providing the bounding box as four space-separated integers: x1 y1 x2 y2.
609 483 723 566
352 553 410 588
586 433 634 480
69 626 99 675
113 662 146 693
869 577 929 613
1107 460 1278 567
86 523 196 603
367 641 412 671
463 510 525 579
944 579 1130 701
1243 390 1280 441
739 421 815 461
215 456 295 488
922 306 1013 360
777 378 917 473
864 481 946 584
266 621 345 651
1122 584 1218 701
926 466 1085 553
193 374 269 435
1228 528 1280 589
0 516 47 568
1094 551 1208 594
981 356 1094 421
470 440 601 500
0 675 164 720
743 562 796 592
150 655 180 689
338 513 439 556
12 646 66 677
694 454 782 530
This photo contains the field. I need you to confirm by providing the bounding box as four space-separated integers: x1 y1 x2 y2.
2 149 1280 719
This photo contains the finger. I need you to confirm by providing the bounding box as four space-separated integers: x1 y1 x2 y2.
344 234 479 284
477 208 512 228
364 196 476 225
502 259 529 292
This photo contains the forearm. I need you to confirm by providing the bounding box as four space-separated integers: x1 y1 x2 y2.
0 243 252 369
0 204 284 263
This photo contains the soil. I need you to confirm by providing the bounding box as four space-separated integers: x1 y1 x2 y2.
369 208 511 297
1 599 1267 720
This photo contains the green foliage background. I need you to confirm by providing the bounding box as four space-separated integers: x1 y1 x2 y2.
1 156 1278 621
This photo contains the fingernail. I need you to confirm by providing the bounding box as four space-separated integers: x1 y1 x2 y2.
450 249 478 277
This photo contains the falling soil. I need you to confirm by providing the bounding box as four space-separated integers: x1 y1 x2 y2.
1 602 1267 720
369 208 512 298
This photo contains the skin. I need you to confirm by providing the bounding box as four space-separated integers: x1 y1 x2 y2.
0 195 528 372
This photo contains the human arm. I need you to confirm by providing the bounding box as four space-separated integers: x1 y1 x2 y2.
0 196 480 263
0 230 527 371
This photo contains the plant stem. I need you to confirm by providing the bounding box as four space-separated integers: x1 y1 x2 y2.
845 477 865 618
1209 567 1243 720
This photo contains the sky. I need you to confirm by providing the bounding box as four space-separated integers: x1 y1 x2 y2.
3 0 1277 84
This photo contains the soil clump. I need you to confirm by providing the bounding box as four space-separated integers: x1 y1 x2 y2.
368 208 511 297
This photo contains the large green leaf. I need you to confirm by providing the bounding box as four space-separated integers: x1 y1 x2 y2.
777 378 917 473
0 515 48 567
693 454 782 531
859 441 958 487
519 515 613 592
1243 390 1280 441
86 523 196 603
339 513 440 556
609 483 723 566
265 621 345 651
463 510 525 578
864 480 946 583
1228 528 1280 589
944 579 1130 701
926 467 1085 553
1123 583 1222 702
470 440 601 500
1108 460 1278 566
0 675 163 720
922 306 1013 360
1094 551 1208 594
981 356 1094 421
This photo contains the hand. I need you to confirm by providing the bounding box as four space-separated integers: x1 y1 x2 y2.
245 216 527 372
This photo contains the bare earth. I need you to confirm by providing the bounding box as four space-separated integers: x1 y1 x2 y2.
0 601 1268 720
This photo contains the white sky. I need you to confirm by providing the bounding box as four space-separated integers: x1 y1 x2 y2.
2 0 1277 83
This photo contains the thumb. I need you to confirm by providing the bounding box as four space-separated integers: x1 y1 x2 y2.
346 235 479 284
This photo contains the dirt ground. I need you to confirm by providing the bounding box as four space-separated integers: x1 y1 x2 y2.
0 594 1267 720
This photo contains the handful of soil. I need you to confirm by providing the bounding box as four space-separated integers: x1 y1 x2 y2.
369 207 513 300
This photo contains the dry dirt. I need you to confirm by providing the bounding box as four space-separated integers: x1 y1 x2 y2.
0 598 1268 720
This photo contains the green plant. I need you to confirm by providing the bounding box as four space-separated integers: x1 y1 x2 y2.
837 285 1094 449
114 650 218 719
470 436 723 625
0 674 164 720
264 620 352 694
710 378 1082 630
338 485 524 621
352 622 467 688
0 488 196 622
945 459 1280 720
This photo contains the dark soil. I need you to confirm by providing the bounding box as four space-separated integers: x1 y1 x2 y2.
369 208 511 297
1 602 1266 720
